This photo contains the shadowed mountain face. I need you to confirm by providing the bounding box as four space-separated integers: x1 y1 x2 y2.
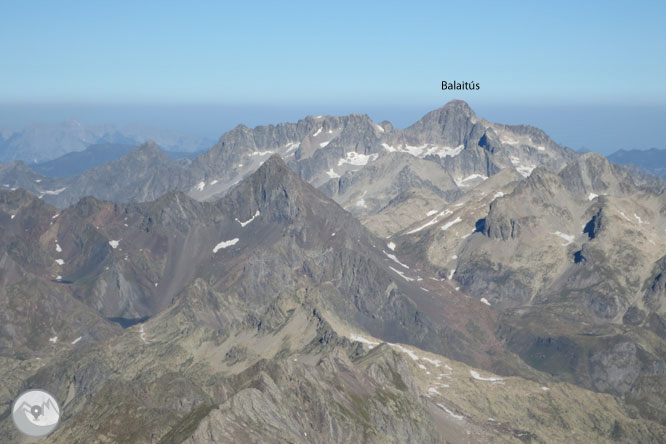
31 143 137 178
1 103 666 442
31 143 205 179
609 147 666 180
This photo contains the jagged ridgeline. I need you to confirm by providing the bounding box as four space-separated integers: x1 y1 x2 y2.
1 102 666 443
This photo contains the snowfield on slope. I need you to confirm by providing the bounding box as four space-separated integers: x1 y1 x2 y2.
213 238 239 253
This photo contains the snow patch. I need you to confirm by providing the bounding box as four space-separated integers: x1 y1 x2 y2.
441 217 462 231
619 211 632 222
55 242 62 253
406 217 439 234
389 343 419 361
320 141 330 148
285 142 300 153
454 174 488 187
248 150 275 157
325 168 340 179
139 324 148 344
587 193 598 201
313 127 322 137
510 156 536 177
480 298 491 306
516 164 536 177
436 403 464 421
49 336 58 343
71 336 82 345
235 210 260 227
387 241 396 251
426 209 438 217
470 370 504 382
389 266 414 282
422 357 442 367
406 209 452 234
43 187 67 195
350 334 380 349
337 152 379 167
55 259 64 265
109 240 120 249
402 144 429 157
382 142 463 158
384 251 409 269
552 231 574 245
426 144 464 158
213 238 239 253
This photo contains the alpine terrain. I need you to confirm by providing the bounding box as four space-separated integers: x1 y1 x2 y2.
1 101 665 443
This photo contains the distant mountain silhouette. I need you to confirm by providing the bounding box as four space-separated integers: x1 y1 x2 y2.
609 147 666 180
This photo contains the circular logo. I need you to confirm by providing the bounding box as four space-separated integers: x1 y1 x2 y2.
12 389 61 438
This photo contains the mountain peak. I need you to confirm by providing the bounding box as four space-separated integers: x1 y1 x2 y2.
402 100 477 145
440 99 475 116
261 153 290 170
558 151 635 197
577 151 608 164
245 153 302 197
221 153 359 229
125 140 169 162
135 140 161 152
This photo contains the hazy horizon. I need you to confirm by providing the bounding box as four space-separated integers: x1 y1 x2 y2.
1 101 665 155
2 1 665 155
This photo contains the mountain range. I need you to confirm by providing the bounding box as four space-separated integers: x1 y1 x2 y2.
609 148 666 181
0 119 213 163
1 101 666 443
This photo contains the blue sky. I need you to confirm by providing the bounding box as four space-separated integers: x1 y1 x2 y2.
1 1 665 152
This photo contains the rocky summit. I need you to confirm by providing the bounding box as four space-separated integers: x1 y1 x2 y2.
1 101 666 443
